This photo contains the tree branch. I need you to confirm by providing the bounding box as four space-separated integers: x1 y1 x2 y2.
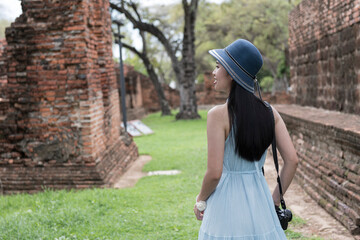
262 55 279 75
122 42 143 58
110 2 175 58
190 0 198 13
182 0 188 9
128 2 147 53
110 1 182 83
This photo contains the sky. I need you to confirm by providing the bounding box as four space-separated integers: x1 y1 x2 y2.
0 0 223 58
0 0 21 21
0 0 224 21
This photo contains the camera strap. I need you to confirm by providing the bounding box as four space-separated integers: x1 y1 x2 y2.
266 102 287 210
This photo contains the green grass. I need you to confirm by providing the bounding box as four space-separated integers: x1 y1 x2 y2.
285 215 323 240
0 110 321 239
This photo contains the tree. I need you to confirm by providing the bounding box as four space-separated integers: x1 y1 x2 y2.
113 3 171 116
194 0 298 95
123 41 172 116
176 0 200 119
110 0 200 119
0 19 11 39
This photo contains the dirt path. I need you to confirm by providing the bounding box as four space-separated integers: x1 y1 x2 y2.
115 154 355 239
113 155 152 188
264 151 355 240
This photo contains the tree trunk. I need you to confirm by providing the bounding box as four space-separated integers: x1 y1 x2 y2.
282 75 289 93
271 73 288 96
110 1 200 119
271 73 278 97
176 0 200 119
263 56 280 97
142 56 172 116
122 43 171 116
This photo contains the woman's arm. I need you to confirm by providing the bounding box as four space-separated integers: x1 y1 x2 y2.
194 107 226 220
197 107 226 200
271 106 299 206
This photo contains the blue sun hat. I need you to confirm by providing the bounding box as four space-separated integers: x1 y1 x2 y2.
209 39 263 95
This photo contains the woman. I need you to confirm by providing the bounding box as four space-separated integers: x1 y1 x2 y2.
194 39 298 239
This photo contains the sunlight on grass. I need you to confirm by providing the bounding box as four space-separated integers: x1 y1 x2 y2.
0 110 320 239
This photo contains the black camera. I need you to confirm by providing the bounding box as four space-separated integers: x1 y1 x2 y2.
275 205 292 230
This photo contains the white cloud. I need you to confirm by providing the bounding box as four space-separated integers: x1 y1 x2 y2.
0 0 22 21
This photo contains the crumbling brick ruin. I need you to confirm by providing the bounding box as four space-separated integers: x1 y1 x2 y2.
0 39 9 116
276 104 360 235
116 64 180 120
0 39 7 94
196 72 227 105
288 0 360 235
116 67 229 120
0 0 138 194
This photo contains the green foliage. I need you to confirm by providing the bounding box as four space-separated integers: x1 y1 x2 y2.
260 76 274 92
124 54 148 76
195 0 294 82
113 0 303 88
142 4 183 85
277 53 290 78
0 19 11 39
291 215 307 226
0 111 322 239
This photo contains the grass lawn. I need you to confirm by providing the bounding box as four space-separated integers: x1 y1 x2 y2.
0 110 321 239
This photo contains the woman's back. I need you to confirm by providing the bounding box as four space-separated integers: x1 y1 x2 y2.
198 132 287 239
223 129 267 173
195 39 298 240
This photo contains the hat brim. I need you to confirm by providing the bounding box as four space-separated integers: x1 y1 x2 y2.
209 49 254 93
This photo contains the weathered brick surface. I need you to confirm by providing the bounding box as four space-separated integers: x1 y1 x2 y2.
0 39 7 94
115 64 180 119
0 0 138 193
0 39 8 116
196 72 228 105
274 104 360 235
288 0 360 114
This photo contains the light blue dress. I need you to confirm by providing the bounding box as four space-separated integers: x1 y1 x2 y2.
198 131 287 240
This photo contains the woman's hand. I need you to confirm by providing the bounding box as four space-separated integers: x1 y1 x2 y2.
194 195 205 221
193 204 204 221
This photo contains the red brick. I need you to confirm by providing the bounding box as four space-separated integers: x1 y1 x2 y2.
277 104 360 234
289 0 360 115
0 0 138 194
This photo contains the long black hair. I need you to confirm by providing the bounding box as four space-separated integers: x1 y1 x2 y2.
227 81 274 161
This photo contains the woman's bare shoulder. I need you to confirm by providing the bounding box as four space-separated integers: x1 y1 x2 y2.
208 103 228 118
270 105 281 125
207 104 229 129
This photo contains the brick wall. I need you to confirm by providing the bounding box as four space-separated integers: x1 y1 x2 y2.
0 39 7 98
288 0 360 114
116 64 180 115
140 73 180 112
275 104 360 235
0 38 9 116
196 72 228 105
0 0 138 193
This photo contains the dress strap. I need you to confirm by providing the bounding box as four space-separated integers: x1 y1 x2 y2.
254 161 262 178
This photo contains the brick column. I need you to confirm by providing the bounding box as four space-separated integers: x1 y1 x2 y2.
0 0 138 193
